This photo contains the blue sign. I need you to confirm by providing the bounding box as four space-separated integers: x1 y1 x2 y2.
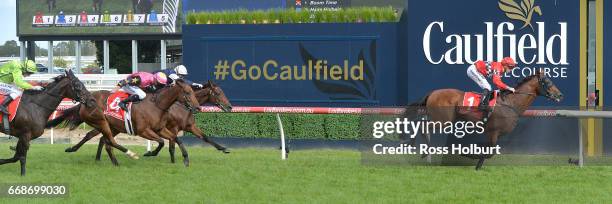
402 0 581 106
183 0 581 107
183 23 398 107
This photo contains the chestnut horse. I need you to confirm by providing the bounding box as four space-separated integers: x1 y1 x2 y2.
404 71 563 170
46 80 200 166
56 81 232 167
144 80 232 166
0 71 130 175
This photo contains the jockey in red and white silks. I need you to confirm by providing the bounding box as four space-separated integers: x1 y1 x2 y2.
466 57 517 110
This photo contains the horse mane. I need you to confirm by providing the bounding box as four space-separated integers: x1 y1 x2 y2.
23 74 67 96
498 74 539 98
515 74 538 88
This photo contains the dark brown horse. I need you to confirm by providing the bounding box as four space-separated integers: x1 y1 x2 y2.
0 71 94 175
404 71 563 170
55 81 233 166
143 80 232 166
46 80 200 165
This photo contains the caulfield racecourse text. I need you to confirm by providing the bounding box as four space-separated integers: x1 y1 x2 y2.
214 59 364 81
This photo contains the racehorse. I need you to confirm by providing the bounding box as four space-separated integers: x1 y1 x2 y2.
54 81 232 167
143 80 232 166
403 71 563 170
46 80 200 166
0 71 94 175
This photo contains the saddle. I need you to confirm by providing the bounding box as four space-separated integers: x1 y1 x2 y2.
104 91 136 135
0 95 22 134
459 91 499 120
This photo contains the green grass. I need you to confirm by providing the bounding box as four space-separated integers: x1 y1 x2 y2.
0 144 611 203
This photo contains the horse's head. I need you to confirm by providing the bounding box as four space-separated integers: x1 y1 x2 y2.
533 70 564 102
195 80 232 112
173 79 200 114
45 70 92 105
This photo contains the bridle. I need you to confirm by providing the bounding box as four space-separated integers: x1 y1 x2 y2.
34 76 89 110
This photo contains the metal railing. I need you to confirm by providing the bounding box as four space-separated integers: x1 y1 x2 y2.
25 74 128 91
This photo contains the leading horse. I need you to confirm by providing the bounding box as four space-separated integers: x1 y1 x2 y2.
0 70 134 175
404 71 563 170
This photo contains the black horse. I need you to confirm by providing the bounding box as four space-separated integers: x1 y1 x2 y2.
0 70 133 176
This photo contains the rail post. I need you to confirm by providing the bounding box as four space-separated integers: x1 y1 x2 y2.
578 120 584 167
276 113 287 160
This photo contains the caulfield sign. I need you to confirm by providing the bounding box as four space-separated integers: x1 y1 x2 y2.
406 0 580 106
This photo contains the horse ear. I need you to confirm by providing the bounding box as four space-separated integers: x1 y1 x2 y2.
207 80 213 86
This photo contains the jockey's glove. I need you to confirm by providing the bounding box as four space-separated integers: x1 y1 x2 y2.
507 87 516 93
192 83 204 89
31 86 44 91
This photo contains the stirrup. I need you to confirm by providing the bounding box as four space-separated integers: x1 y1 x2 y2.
0 107 9 115
119 102 128 111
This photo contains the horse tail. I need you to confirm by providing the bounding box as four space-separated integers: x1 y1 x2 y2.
45 104 83 130
400 93 431 144
409 93 430 107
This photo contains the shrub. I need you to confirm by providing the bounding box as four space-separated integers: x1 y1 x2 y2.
185 7 399 25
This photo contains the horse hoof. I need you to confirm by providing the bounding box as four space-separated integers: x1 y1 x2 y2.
222 149 231 154
65 147 75 152
184 161 190 167
126 150 140 160
143 152 155 157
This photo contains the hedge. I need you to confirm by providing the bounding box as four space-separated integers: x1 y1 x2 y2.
185 7 399 25
194 113 362 140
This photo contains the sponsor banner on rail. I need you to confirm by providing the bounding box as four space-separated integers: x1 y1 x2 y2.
18 0 182 36
403 0 581 106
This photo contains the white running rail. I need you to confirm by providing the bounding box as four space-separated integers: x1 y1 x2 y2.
25 74 128 91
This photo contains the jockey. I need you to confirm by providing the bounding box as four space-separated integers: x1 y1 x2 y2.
117 71 168 111
467 57 517 111
0 60 44 115
157 65 203 88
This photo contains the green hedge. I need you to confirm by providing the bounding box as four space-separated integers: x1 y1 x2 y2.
186 7 399 25
194 113 361 140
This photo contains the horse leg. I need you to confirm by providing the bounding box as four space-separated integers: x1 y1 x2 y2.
476 132 500 170
169 138 176 163
144 138 164 157
0 136 24 165
67 129 101 152
101 137 119 166
95 136 104 161
16 136 31 176
175 137 190 167
189 125 229 153
96 131 118 161
88 118 137 160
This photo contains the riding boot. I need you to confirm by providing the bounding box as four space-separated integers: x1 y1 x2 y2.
119 95 140 111
479 90 490 112
0 97 13 115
